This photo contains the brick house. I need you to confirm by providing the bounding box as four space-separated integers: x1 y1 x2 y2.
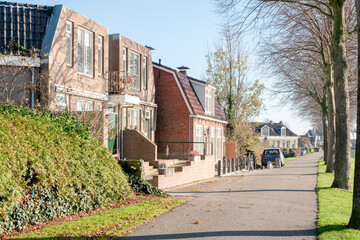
0 2 109 144
0 2 157 160
153 62 227 161
108 34 157 160
253 121 299 149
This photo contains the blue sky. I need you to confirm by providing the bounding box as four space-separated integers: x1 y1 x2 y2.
8 0 313 135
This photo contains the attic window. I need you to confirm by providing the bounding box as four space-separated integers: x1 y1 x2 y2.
261 125 270 136
205 87 214 115
281 127 286 136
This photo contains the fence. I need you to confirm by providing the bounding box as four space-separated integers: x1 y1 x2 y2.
216 156 254 176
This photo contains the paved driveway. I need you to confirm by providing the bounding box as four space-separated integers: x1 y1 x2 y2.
120 152 321 240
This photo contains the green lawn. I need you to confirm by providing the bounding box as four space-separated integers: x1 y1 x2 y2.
317 157 360 239
12 196 185 239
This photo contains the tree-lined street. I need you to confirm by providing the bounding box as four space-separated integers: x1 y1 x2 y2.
121 153 322 240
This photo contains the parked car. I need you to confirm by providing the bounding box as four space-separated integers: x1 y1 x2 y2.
261 148 285 168
301 148 307 156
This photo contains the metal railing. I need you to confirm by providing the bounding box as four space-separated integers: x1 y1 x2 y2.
108 71 140 95
157 141 214 156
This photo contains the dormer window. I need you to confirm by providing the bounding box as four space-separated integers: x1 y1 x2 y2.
205 87 214 115
281 126 286 136
261 125 270 136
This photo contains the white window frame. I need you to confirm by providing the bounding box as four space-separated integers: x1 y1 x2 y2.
123 47 127 71
98 35 103 76
77 98 93 111
130 51 140 90
97 102 102 111
281 127 286 136
129 108 140 130
66 21 73 67
56 93 67 110
78 26 94 77
143 56 147 90
196 125 203 137
205 88 211 114
261 125 270 136
292 140 296 148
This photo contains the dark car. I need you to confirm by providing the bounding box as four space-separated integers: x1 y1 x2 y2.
301 148 307 156
261 148 285 168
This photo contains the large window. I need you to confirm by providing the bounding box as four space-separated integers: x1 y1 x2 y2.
143 56 147 90
281 127 286 136
195 125 204 155
129 109 140 130
66 21 73 66
78 27 94 77
216 128 222 160
98 35 103 75
130 51 140 89
123 47 127 71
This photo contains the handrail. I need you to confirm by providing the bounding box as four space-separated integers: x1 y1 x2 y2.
157 141 213 155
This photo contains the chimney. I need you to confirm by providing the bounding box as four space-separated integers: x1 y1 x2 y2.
269 120 273 124
158 59 161 65
177 65 190 76
279 121 283 125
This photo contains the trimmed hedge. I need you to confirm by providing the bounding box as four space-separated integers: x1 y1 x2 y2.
0 105 132 233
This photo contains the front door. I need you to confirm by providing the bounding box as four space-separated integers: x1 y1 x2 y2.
108 112 118 154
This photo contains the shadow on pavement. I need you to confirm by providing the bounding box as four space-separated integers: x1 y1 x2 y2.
120 229 316 239
167 189 316 194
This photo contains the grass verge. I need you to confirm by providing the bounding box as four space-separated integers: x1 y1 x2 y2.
317 158 360 239
11 195 185 239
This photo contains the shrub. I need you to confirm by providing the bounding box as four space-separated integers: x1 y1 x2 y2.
314 147 322 152
119 160 165 196
0 105 132 233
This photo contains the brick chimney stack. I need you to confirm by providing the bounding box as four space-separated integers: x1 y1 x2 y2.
177 65 189 76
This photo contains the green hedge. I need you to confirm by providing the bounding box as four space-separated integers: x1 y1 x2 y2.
0 105 132 233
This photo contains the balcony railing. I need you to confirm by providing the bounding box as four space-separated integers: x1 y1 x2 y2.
108 71 140 95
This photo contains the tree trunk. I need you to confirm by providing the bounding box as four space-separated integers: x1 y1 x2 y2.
322 113 328 165
326 74 336 173
348 0 360 229
330 0 352 190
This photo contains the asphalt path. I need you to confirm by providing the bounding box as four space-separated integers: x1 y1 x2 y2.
120 152 321 240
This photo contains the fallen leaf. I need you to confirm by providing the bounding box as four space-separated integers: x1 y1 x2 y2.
193 221 202 224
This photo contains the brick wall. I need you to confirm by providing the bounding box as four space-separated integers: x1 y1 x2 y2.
154 67 190 153
123 129 157 161
153 155 215 189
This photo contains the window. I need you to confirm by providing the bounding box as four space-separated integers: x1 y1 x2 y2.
217 128 222 160
205 88 211 114
277 141 280 147
56 93 66 110
292 140 296 148
286 140 290 148
98 35 103 75
143 56 147 90
195 125 203 155
77 99 93 111
281 127 286 136
210 127 215 155
129 109 140 130
66 21 73 66
196 125 203 137
282 141 286 148
97 102 102 111
78 27 94 76
123 47 127 71
130 51 140 89
122 108 127 129
261 126 270 136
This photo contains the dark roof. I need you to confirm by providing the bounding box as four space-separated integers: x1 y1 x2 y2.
252 122 297 137
0 1 53 53
304 129 319 137
153 62 226 122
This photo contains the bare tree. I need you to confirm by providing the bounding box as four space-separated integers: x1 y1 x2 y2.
348 0 360 229
216 0 356 190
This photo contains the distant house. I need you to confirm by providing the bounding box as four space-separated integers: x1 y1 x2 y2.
253 121 299 149
153 62 227 161
304 129 323 147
